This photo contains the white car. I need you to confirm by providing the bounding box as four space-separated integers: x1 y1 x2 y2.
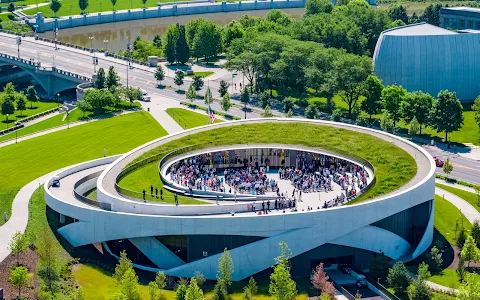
140 89 151 102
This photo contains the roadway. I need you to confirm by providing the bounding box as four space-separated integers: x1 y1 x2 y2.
0 32 479 184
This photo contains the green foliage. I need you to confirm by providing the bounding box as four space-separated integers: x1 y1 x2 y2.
153 35 162 48
111 268 141 300
331 109 342 122
37 228 61 293
407 262 431 300
8 231 27 265
286 109 293 118
457 273 480 299
185 278 203 300
9 266 32 298
26 85 39 109
457 226 467 250
211 280 228 300
457 256 466 282
461 235 480 267
176 24 190 64
155 271 166 289
204 87 213 105
382 84 407 128
222 20 244 48
78 0 88 13
304 0 333 16
473 96 480 133
174 70 185 89
269 242 297 300
0 21 32 34
83 88 116 113
401 91 434 134
110 0 117 10
262 105 274 118
16 95 26 114
430 90 464 144
247 277 257 296
283 97 294 114
421 3 442 26
193 272 205 287
442 158 453 180
120 86 142 104
50 0 62 16
94 68 106 89
361 74 383 121
369 251 390 283
113 251 133 285
221 93 231 112
240 88 250 105
304 104 317 119
8 3 15 12
428 246 443 272
164 24 178 63
186 84 196 102
154 66 165 85
219 80 229 97
176 283 187 300
192 76 204 92
106 66 120 89
387 262 411 294
189 19 222 61
472 220 480 249
408 116 420 135
217 248 234 286
388 5 408 24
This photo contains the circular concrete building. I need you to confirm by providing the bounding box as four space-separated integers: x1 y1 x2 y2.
44 119 435 280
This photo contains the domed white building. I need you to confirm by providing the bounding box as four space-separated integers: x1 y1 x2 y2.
373 22 480 101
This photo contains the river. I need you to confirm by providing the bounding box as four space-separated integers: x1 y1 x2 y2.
40 8 304 52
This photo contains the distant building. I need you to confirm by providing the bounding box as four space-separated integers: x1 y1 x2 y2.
440 6 480 30
373 22 480 101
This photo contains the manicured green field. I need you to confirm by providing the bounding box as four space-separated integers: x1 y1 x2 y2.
166 108 223 129
434 194 471 246
122 122 417 203
0 101 58 130
185 71 215 78
436 183 480 213
0 111 166 225
22 0 193 17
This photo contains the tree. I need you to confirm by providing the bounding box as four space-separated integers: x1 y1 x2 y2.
240 88 249 119
408 117 420 135
1 97 15 122
219 80 229 97
153 35 162 48
204 87 213 105
217 248 234 286
473 96 480 134
457 256 466 282
262 105 274 118
113 251 133 285
191 20 222 62
112 268 141 300
283 97 295 114
472 220 480 249
164 25 178 64
106 66 119 89
442 158 453 181
50 0 62 17
37 228 61 293
26 85 39 109
94 67 106 89
156 271 166 289
16 95 26 116
304 104 317 119
382 85 407 129
430 90 464 147
176 283 187 300
77 100 92 117
457 273 480 300
369 251 390 283
461 235 480 267
110 0 117 10
222 21 244 48
304 0 333 16
186 84 196 102
311 263 335 299
401 91 434 134
8 231 26 265
8 3 14 12
361 75 383 123
84 89 115 113
148 281 161 300
269 241 297 300
407 262 431 300
221 93 231 112
9 266 32 298
193 272 206 287
192 76 204 95
141 0 147 7
78 0 88 14
211 280 228 300
387 262 410 295
458 226 467 250
185 278 204 300
421 4 442 26
428 246 442 272
176 24 190 64
247 277 257 296
154 65 165 87
388 5 408 24
174 70 185 90
327 53 371 118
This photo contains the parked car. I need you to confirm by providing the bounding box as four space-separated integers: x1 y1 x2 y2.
51 176 60 187
140 89 151 102
434 156 444 167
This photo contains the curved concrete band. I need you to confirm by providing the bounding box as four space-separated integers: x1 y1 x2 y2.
45 118 436 280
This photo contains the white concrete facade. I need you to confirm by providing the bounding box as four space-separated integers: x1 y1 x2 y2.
44 119 436 280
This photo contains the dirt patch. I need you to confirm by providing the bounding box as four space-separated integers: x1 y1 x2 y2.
0 248 39 299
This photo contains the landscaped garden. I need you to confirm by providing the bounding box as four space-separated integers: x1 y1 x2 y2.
0 111 166 225
1 100 58 130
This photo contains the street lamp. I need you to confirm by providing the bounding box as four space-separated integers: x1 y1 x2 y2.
52 54 56 67
126 36 132 88
89 36 96 73
16 36 21 58
103 39 109 52
54 28 58 50
56 93 60 107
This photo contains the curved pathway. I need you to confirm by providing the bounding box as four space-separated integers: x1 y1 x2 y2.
435 186 480 224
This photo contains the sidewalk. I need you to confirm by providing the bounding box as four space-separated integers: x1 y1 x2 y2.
435 179 478 194
435 186 480 224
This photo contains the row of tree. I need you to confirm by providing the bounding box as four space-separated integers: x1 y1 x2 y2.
1 83 40 122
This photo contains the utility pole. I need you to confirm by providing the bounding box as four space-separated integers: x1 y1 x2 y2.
16 36 21 58
127 36 131 88
89 36 96 73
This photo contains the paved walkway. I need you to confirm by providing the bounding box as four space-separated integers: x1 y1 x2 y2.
436 179 478 194
435 186 480 224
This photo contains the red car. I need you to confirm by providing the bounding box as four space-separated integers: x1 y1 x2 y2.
434 157 444 167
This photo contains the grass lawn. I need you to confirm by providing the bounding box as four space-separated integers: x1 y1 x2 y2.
0 101 58 130
22 0 194 17
166 108 223 129
436 183 480 214
185 71 215 78
122 122 417 204
434 194 472 246
0 111 166 225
